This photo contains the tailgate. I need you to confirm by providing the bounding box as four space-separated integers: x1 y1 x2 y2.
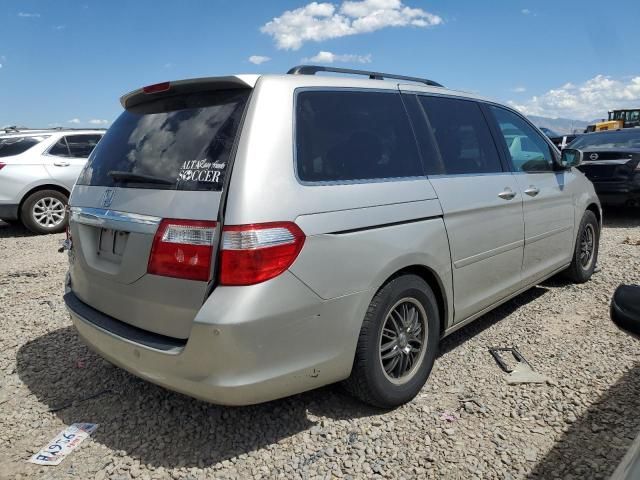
68 84 251 339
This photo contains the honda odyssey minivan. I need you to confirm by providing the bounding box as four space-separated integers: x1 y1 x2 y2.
64 66 601 408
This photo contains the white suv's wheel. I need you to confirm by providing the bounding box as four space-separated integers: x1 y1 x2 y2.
21 190 68 234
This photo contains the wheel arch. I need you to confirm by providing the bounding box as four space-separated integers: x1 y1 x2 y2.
585 203 601 229
382 264 449 338
18 183 71 219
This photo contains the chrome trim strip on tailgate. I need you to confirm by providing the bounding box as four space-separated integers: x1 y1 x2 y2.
70 207 161 235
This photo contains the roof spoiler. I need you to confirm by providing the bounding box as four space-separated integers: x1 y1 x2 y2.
120 75 259 109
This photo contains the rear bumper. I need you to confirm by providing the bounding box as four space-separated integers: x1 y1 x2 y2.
64 272 371 406
0 203 19 220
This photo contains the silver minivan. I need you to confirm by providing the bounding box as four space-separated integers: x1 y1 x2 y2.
64 66 601 408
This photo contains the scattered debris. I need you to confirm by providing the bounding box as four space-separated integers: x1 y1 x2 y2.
439 411 457 422
623 236 640 246
506 362 549 385
489 347 550 384
489 347 528 373
28 423 98 466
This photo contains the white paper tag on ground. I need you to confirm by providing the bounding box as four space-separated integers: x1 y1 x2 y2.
28 423 98 466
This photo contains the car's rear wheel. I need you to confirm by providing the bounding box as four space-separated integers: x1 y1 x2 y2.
344 274 440 408
565 210 599 283
21 190 68 234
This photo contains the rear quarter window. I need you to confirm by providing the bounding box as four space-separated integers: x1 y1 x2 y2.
295 90 423 182
0 136 50 158
67 134 103 158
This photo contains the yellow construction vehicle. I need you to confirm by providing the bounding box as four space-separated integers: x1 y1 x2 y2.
585 108 640 132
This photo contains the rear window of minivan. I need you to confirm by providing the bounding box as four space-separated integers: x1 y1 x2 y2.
77 89 250 191
0 135 50 158
295 90 423 182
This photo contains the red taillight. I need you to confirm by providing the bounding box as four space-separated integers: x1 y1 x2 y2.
148 219 217 282
0 162 6 171
219 222 305 286
142 81 171 94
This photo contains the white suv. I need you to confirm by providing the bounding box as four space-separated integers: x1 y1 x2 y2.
0 128 104 233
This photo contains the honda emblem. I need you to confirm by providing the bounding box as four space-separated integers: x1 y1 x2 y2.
101 189 115 208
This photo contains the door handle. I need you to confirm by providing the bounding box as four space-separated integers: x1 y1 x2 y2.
524 186 540 197
498 188 517 200
53 160 70 167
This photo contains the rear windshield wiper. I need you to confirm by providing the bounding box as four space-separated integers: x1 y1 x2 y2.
107 171 174 186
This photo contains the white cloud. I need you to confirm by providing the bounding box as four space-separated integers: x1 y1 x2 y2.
53 25 66 30
508 75 640 120
164 63 174 68
261 0 442 50
68 118 81 124
512 86 527 93
303 50 372 64
0 64 2 70
248 55 271 65
521 9 530 15
18 12 40 18
88 119 109 125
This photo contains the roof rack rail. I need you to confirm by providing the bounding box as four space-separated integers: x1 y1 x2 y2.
287 65 443 88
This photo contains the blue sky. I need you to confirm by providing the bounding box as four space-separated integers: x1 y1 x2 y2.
1 0 639 127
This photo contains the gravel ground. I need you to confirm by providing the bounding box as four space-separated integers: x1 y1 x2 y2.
0 210 639 480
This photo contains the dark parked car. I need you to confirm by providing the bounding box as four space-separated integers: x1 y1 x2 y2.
538 127 581 150
570 129 640 206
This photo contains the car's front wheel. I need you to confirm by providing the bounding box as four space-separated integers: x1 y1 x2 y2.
565 210 600 283
21 189 69 234
344 274 440 408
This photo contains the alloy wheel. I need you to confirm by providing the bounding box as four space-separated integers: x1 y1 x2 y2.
32 197 66 229
579 224 595 268
379 298 428 385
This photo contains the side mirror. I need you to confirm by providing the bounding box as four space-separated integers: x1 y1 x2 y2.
560 148 582 168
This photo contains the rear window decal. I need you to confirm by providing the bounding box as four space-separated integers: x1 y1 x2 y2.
178 159 226 184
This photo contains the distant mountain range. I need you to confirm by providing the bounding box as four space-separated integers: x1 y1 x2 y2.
527 115 600 135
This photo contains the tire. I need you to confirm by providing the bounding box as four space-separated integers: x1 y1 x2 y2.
564 210 599 283
20 190 69 234
344 274 440 408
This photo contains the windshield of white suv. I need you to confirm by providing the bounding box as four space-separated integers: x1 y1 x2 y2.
0 135 50 157
76 89 250 191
